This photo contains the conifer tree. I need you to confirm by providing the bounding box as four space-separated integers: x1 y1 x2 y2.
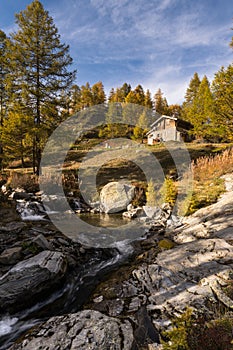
212 65 233 141
1 109 33 166
144 89 153 109
188 76 214 139
6 0 75 174
0 30 8 167
154 88 168 115
182 73 201 123
133 110 148 141
91 81 106 105
184 72 201 105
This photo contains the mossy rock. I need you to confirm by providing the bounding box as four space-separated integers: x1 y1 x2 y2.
158 238 175 250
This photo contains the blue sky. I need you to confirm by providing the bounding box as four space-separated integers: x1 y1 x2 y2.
0 0 232 103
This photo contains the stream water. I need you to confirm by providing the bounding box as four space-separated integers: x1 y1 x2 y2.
0 199 137 349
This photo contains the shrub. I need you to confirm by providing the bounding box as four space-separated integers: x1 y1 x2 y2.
146 178 158 206
160 176 178 207
162 308 233 350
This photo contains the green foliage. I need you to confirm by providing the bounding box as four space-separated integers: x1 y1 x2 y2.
1 110 33 166
212 65 233 141
162 308 193 350
5 0 75 173
183 72 201 107
154 88 168 115
0 30 7 125
162 309 233 350
160 176 177 207
183 76 215 139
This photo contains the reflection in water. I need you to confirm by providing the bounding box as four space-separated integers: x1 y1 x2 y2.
78 212 129 228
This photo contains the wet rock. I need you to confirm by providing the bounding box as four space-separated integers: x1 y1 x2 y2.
100 182 135 213
13 192 33 200
0 250 67 312
9 310 134 350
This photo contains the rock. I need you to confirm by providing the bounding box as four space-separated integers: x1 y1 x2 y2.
0 221 27 233
100 182 135 213
9 310 134 350
0 250 67 312
143 206 162 219
13 191 33 200
122 207 142 219
32 234 53 250
0 247 22 265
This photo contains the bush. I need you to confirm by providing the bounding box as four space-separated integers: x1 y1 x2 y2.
162 308 233 350
160 176 177 207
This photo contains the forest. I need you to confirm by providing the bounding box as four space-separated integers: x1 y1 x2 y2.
0 0 232 175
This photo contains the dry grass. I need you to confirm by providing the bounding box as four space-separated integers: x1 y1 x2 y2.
179 147 233 215
192 147 233 182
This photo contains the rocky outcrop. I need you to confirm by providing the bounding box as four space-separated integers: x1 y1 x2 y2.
100 182 135 213
9 310 134 350
0 250 67 312
87 177 233 341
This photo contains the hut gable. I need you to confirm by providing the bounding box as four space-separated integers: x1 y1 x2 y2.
147 115 192 144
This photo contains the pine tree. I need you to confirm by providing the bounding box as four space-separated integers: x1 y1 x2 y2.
188 76 214 139
6 0 75 174
212 65 233 141
1 109 33 166
154 88 168 115
134 84 145 105
184 72 201 105
182 73 201 123
120 83 131 99
69 84 81 113
144 89 153 109
0 30 8 167
108 88 116 103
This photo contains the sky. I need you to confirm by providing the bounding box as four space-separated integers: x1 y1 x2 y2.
0 0 232 104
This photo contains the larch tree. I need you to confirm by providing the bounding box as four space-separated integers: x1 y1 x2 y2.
5 0 75 174
91 81 106 105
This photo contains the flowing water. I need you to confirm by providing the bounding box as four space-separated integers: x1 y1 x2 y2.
0 199 137 349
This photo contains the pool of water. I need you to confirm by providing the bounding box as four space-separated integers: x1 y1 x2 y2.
78 212 130 228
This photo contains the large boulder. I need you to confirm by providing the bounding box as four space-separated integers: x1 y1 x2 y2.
0 250 67 312
9 310 134 350
100 182 135 213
